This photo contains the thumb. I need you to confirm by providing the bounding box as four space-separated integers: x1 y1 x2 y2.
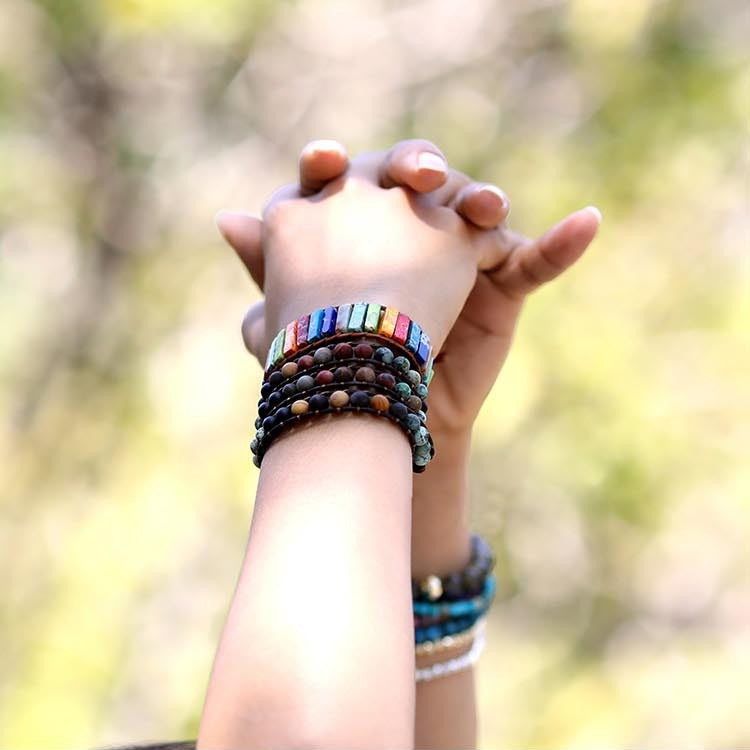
215 210 264 291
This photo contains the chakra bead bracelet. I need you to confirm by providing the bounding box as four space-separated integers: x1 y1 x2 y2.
412 534 496 602
264 302 435 381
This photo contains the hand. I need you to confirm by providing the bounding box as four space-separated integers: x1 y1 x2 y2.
219 139 601 437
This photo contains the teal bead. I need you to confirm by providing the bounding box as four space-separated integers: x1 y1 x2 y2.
415 383 428 399
374 346 394 364
405 413 421 431
252 454 261 467
395 381 411 399
418 410 427 423
413 453 430 467
406 370 421 387
413 426 429 446
256 427 265 442
250 438 258 453
392 355 410 373
414 442 432 457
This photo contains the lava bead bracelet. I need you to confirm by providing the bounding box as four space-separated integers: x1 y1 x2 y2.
264 302 435 383
412 534 496 602
251 385 434 472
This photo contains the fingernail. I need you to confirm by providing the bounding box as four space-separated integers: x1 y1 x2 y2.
214 209 245 235
478 184 509 208
302 139 347 157
584 205 602 222
417 152 447 173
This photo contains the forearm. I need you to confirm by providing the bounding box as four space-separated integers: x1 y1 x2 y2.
412 429 478 750
198 416 415 749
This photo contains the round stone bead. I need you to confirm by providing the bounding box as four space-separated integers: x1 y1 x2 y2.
260 382 272 399
415 383 429 399
353 342 373 359
252 454 261 468
297 354 315 370
291 399 309 415
350 390 370 408
413 453 430 468
405 413 421 432
315 369 335 385
420 575 443 601
333 366 353 382
281 361 299 378
313 347 333 364
354 366 375 383
389 401 408 420
281 383 297 398
269 371 284 387
406 370 421 387
262 415 276 431
309 393 329 411
370 394 390 411
418 409 427 423
374 346 394 364
254 416 262 429
296 374 315 392
333 342 353 359
250 438 258 453
256 427 265 442
276 406 291 422
392 355 410 373
414 441 432 457
413 426 428 446
329 390 350 408
258 401 270 417
406 395 423 412
376 372 396 390
394 382 411 400
268 391 283 408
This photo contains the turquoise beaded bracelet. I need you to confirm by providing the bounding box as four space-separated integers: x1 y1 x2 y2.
264 302 435 383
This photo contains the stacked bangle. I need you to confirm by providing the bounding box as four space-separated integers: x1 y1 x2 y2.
412 534 496 602
253 305 436 472
411 534 497 680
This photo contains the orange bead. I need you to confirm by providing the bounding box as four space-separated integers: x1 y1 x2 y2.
371 394 390 412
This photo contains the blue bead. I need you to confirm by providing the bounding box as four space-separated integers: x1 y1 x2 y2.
405 414 421 431
321 306 337 336
392 356 410 373
262 415 276 431
415 383 428 399
406 321 421 354
308 308 324 341
416 333 430 366
425 625 441 642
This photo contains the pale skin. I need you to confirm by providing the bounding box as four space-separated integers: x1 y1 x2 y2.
201 139 600 748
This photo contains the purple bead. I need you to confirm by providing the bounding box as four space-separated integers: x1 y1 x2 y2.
260 382 272 399
276 406 291 422
268 391 282 408
262 415 276 431
309 393 329 411
269 371 283 387
350 391 370 408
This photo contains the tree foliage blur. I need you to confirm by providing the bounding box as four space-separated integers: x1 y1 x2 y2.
0 0 747 746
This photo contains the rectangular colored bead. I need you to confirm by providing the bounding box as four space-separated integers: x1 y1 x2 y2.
308 308 324 342
416 330 431 366
378 306 399 337
283 321 297 356
364 303 382 333
296 314 310 347
321 306 337 337
423 357 434 385
335 303 352 332
393 313 411 344
406 321 421 354
271 329 285 366
348 302 367 332
264 334 278 371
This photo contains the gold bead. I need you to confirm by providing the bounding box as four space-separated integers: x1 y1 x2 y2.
420 574 443 601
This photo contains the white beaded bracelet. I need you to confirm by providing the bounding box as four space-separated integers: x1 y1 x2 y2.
415 622 487 683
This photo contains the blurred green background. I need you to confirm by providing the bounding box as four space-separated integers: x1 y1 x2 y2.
1 0 748 746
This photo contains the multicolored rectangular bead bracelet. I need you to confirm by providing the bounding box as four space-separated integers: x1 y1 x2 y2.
264 302 434 377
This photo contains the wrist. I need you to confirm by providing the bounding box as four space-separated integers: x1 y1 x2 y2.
411 428 473 579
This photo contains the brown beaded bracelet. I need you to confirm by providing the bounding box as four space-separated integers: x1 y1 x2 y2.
250 385 434 472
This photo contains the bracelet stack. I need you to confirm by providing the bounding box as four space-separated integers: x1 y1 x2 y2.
251 303 436 472
411 534 496 682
